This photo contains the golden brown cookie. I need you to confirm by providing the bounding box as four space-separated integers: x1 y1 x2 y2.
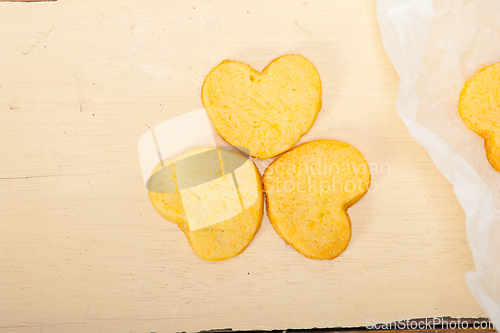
202 54 322 159
148 147 264 261
263 140 370 260
459 62 500 172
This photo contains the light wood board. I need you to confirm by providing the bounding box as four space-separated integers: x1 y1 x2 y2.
0 0 484 332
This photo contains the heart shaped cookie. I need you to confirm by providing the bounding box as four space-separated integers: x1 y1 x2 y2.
459 62 500 172
148 147 264 261
263 140 370 260
202 54 322 159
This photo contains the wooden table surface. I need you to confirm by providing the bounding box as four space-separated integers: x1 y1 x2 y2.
0 0 486 332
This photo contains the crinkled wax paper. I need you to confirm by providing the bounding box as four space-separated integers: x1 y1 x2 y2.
377 0 500 327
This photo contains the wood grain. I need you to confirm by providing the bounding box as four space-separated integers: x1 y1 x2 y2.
0 0 485 332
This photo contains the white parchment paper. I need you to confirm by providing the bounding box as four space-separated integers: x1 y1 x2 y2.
377 0 500 327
